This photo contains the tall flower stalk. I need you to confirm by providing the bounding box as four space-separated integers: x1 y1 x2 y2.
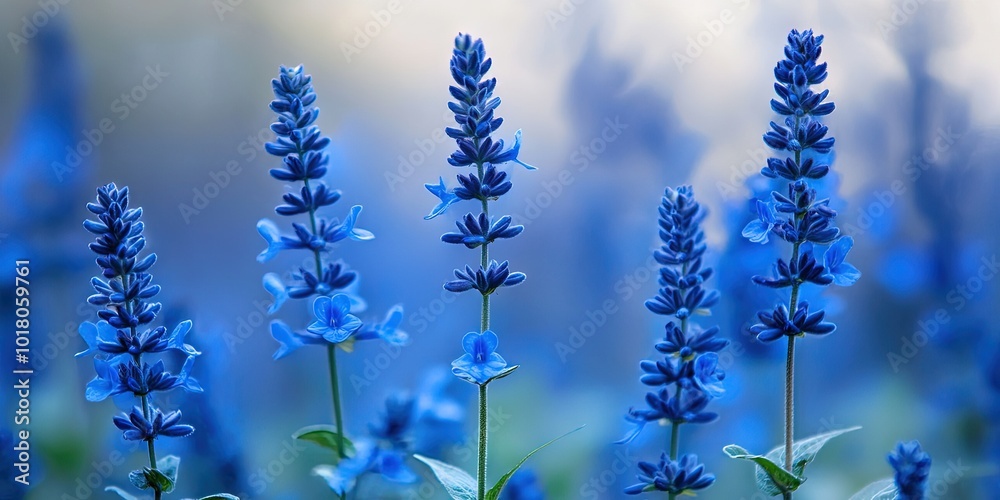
256 65 407 498
423 33 534 500
618 186 727 498
734 29 860 498
78 183 227 499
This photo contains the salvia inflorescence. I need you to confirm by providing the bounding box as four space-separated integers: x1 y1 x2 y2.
416 33 572 500
619 186 728 498
78 183 234 499
727 28 861 498
256 65 406 498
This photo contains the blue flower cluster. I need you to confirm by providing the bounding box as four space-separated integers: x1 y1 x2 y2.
742 29 859 343
314 385 464 495
255 65 406 358
424 34 533 385
624 453 716 496
620 186 727 496
889 441 931 500
78 184 199 454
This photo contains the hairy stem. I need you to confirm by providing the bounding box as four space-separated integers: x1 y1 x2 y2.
473 156 493 500
478 383 488 500
782 114 803 495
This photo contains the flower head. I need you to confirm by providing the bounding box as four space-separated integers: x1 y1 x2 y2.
751 301 835 342
307 295 363 343
259 65 403 359
746 28 860 349
889 441 931 500
624 453 715 495
80 183 200 470
452 331 509 385
445 260 525 295
113 406 194 441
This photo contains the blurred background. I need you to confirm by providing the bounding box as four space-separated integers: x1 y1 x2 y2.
1 0 998 498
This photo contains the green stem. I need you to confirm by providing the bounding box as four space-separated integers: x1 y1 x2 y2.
473 156 493 500
327 346 346 459
305 169 345 500
478 383 488 500
126 273 161 496
778 117 807 495
328 345 347 500
669 422 679 460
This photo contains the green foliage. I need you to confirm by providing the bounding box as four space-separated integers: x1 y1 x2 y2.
725 426 860 495
413 454 477 500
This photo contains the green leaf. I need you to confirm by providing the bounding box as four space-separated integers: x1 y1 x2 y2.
723 444 805 495
105 486 139 500
157 455 181 489
413 454 477 500
484 365 519 384
848 478 896 500
145 467 176 494
725 426 861 495
292 424 356 459
128 469 150 490
485 424 586 500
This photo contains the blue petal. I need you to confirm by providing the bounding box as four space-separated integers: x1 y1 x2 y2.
262 273 289 314
77 321 117 357
177 356 204 393
312 442 378 494
508 130 537 170
742 219 771 244
424 177 461 220
256 219 288 262
340 205 374 241
165 320 200 357
377 451 418 484
272 320 305 360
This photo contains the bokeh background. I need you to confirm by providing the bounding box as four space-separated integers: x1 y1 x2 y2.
1 0 999 498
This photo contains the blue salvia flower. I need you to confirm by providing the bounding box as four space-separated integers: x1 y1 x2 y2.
888 441 931 500
258 65 408 499
619 186 726 497
78 183 200 496
624 453 715 496
256 65 406 359
740 28 860 485
423 33 535 499
426 32 533 372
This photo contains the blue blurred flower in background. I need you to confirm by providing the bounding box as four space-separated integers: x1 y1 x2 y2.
888 441 931 500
